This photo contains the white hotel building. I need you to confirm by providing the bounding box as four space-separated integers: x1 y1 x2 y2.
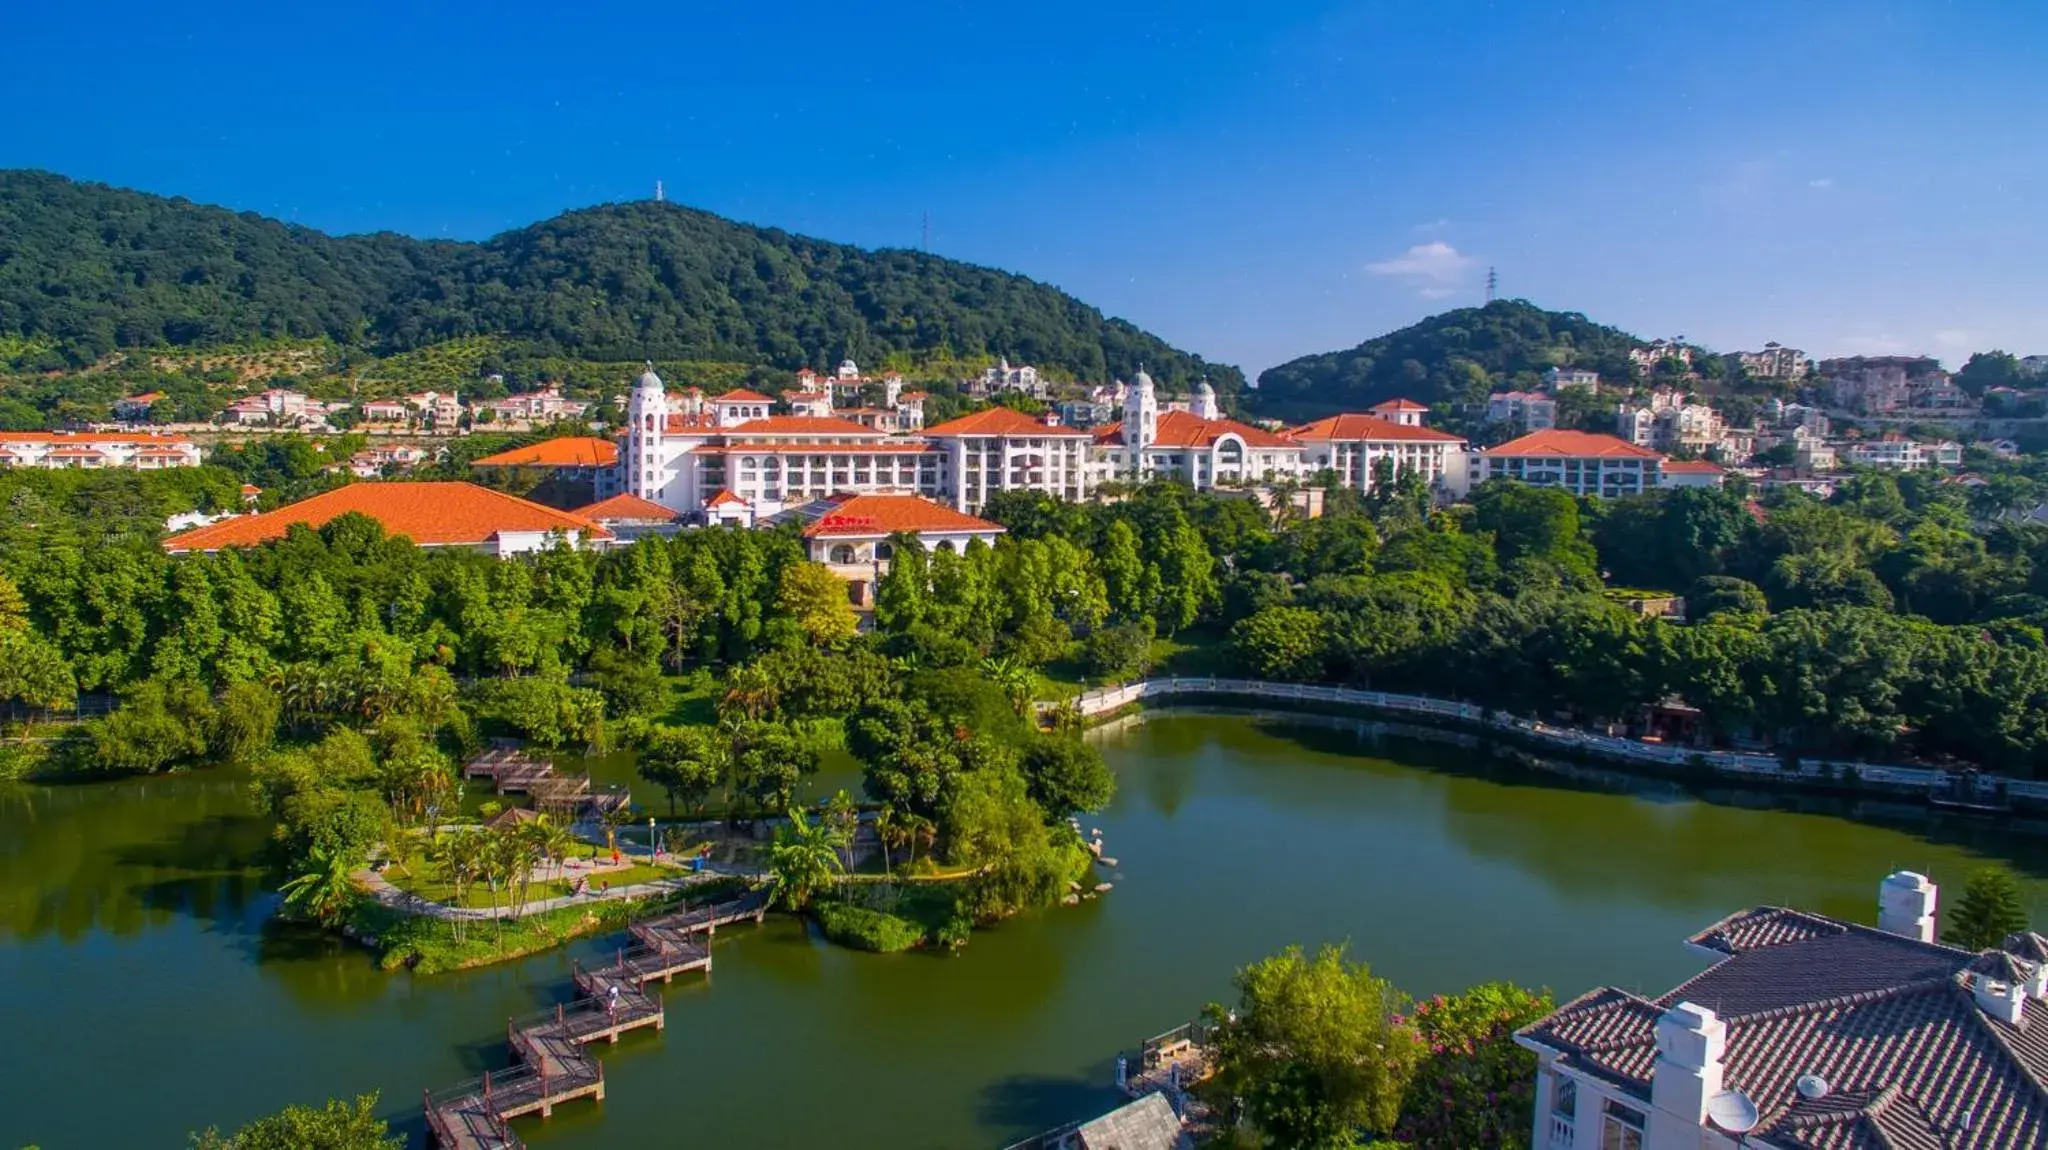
596 364 1478 521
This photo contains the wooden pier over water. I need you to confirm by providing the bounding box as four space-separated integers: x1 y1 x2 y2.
423 887 770 1149
463 746 629 820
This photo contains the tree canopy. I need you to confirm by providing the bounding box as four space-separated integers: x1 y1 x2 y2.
0 170 1239 394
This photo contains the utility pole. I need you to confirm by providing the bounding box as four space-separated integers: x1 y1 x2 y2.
1485 266 1498 304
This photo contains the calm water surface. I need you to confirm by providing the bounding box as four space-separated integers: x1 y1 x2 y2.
4 712 2047 1149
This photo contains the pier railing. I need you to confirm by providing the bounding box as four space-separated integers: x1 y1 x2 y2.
1056 676 2048 804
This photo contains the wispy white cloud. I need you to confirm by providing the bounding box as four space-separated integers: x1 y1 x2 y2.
1809 177 1834 189
1411 218 1450 233
1366 241 1473 294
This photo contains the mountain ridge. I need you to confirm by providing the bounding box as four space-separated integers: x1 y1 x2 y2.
0 170 1241 393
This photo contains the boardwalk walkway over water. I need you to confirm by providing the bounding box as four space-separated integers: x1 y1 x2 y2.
423 887 770 1149
463 746 629 820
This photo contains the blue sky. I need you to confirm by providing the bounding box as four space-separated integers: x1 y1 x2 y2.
4 0 2043 376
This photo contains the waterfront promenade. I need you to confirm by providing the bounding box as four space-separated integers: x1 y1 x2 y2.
1058 676 2048 809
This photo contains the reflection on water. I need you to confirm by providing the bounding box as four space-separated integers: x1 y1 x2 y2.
4 713 2048 1150
0 773 271 944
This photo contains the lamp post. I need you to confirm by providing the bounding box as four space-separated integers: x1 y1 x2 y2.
649 817 658 862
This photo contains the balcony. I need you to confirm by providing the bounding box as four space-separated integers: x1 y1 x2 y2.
1548 1113 1574 1149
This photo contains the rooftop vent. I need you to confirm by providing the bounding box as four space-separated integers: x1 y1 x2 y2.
1796 1074 1830 1101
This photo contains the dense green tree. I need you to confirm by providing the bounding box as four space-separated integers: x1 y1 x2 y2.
1946 866 2031 950
1019 737 1115 821
1394 983 1555 1150
1228 606 1330 682
188 1092 401 1150
1207 943 1423 1148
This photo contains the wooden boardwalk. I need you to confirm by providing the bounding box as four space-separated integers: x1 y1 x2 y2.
424 888 769 1148
462 746 628 819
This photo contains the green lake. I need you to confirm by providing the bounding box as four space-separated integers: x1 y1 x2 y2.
4 712 2047 1149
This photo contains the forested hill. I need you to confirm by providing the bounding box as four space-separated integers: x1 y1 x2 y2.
1247 300 1645 419
0 170 1239 392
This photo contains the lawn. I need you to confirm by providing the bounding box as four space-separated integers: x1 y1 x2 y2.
383 861 685 909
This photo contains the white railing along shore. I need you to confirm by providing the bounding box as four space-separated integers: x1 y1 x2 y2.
1053 677 2048 803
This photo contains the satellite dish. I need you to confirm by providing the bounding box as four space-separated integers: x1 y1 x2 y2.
1797 1074 1831 1100
1708 1089 1760 1134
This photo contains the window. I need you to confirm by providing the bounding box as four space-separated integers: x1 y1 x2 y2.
1553 1077 1576 1116
829 544 856 564
1600 1101 1644 1150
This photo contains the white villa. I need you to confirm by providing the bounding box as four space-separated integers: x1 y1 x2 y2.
1518 872 2048 1150
0 432 202 470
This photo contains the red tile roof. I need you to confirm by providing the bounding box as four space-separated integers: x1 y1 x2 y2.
164 482 611 552
1093 410 1299 449
704 489 748 508
1662 458 1725 474
571 493 680 523
922 408 1091 437
1487 429 1662 459
799 494 1005 539
721 416 891 438
712 389 774 403
1287 413 1465 444
1369 398 1429 412
469 436 619 467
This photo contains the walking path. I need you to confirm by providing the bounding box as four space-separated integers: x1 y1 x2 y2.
1058 676 2047 808
356 861 767 921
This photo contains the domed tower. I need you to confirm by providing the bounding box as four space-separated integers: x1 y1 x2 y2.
1193 379 1220 420
627 363 669 502
1122 367 1159 479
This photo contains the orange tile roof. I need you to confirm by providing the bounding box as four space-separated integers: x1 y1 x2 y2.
922 407 1092 437
1094 410 1301 450
164 482 612 553
663 413 721 432
572 493 680 523
0 432 195 446
469 436 620 468
704 489 748 508
721 416 891 438
692 442 937 456
800 494 1005 538
1661 459 1725 473
712 389 774 403
1486 429 1662 460
1287 413 1465 444
1369 398 1430 412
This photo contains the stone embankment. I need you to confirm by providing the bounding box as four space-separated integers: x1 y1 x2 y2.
1054 676 2048 810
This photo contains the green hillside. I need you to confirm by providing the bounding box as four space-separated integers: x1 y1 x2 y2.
0 170 1239 393
1248 300 1647 420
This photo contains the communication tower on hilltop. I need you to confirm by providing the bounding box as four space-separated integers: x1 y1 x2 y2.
1485 266 1498 304
921 210 931 253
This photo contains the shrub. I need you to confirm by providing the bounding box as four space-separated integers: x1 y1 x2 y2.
811 899 926 952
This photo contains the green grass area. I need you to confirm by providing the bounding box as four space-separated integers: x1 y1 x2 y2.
1150 628 1231 677
352 875 752 974
382 861 683 909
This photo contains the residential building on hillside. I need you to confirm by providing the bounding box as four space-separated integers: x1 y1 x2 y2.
113 392 164 420
360 398 409 423
1472 430 1664 497
225 388 327 426
784 390 836 418
1617 401 1725 455
973 358 1047 399
1819 357 1952 415
928 406 1094 508
1517 871 2048 1150
1487 391 1558 431
1659 459 1725 489
346 444 429 477
797 360 906 408
163 482 612 556
0 432 202 470
1629 340 1695 373
403 391 463 427
1544 368 1602 392
1841 434 1960 470
1734 342 1810 380
485 386 589 426
1059 398 1115 428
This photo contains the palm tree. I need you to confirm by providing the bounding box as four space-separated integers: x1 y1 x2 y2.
873 805 899 874
718 663 781 723
901 812 937 869
435 830 484 943
279 846 357 926
824 789 860 872
600 802 633 859
767 808 845 911
980 656 1036 716
538 819 575 888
